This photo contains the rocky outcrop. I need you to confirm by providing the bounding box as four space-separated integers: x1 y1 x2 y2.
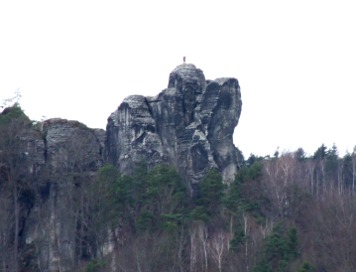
0 106 105 271
105 64 242 189
1 64 243 271
43 118 104 171
24 118 104 271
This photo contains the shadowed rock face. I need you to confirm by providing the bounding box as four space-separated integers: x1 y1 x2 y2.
24 118 105 271
105 64 242 190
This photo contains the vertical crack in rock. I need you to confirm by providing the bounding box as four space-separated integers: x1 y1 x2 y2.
105 63 243 192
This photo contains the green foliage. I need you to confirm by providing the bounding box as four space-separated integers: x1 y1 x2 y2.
252 259 272 272
191 168 224 221
224 162 265 218
253 224 299 272
313 144 327 160
246 154 265 167
199 168 224 207
89 164 125 258
93 164 120 223
324 144 339 180
229 227 246 252
0 104 32 168
189 206 210 222
97 164 119 184
2 100 355 271
342 152 353 187
294 148 306 161
298 262 315 272
312 144 340 185
237 162 263 183
85 259 106 272
0 104 30 130
94 163 190 235
160 213 183 232
223 162 267 253
135 164 189 232
286 227 299 259
136 210 156 232
0 103 39 272
88 163 191 272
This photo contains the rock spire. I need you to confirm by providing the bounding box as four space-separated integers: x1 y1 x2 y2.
105 64 242 190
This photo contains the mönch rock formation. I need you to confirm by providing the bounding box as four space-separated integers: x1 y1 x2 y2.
105 63 242 190
0 63 242 271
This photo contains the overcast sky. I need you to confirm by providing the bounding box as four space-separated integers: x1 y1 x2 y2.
1 0 355 157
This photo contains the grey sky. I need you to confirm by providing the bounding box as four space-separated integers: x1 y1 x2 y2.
1 0 355 157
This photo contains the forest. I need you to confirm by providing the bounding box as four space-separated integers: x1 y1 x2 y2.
0 104 355 272
86 147 356 272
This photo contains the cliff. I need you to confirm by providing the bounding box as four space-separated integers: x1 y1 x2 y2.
23 118 104 271
0 63 242 271
105 63 242 191
0 109 104 271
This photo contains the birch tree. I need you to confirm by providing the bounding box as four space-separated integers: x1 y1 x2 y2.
208 231 228 272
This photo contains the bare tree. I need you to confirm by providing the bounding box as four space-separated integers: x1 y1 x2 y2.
264 158 284 216
197 223 208 272
351 147 356 194
208 231 228 272
0 105 34 271
189 224 198 272
0 189 14 271
306 159 316 196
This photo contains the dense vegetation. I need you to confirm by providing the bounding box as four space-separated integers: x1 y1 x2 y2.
1 104 356 271
86 147 356 272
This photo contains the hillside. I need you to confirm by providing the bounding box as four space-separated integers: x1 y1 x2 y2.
0 66 355 272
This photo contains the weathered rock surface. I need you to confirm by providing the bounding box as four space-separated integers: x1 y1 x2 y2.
24 118 104 271
105 64 242 189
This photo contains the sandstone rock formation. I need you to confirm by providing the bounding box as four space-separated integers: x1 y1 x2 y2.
105 63 242 189
1 64 243 271
23 118 104 271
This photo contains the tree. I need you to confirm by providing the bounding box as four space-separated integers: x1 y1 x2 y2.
1 89 21 111
325 144 339 190
0 104 34 271
194 168 224 220
313 144 327 160
294 148 306 162
298 262 314 272
90 164 120 257
90 164 191 271
208 231 229 272
351 146 356 193
253 224 299 272
312 144 328 197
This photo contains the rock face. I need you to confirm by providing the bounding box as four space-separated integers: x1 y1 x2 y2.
1 64 242 271
105 64 242 189
24 118 104 271
0 107 105 272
